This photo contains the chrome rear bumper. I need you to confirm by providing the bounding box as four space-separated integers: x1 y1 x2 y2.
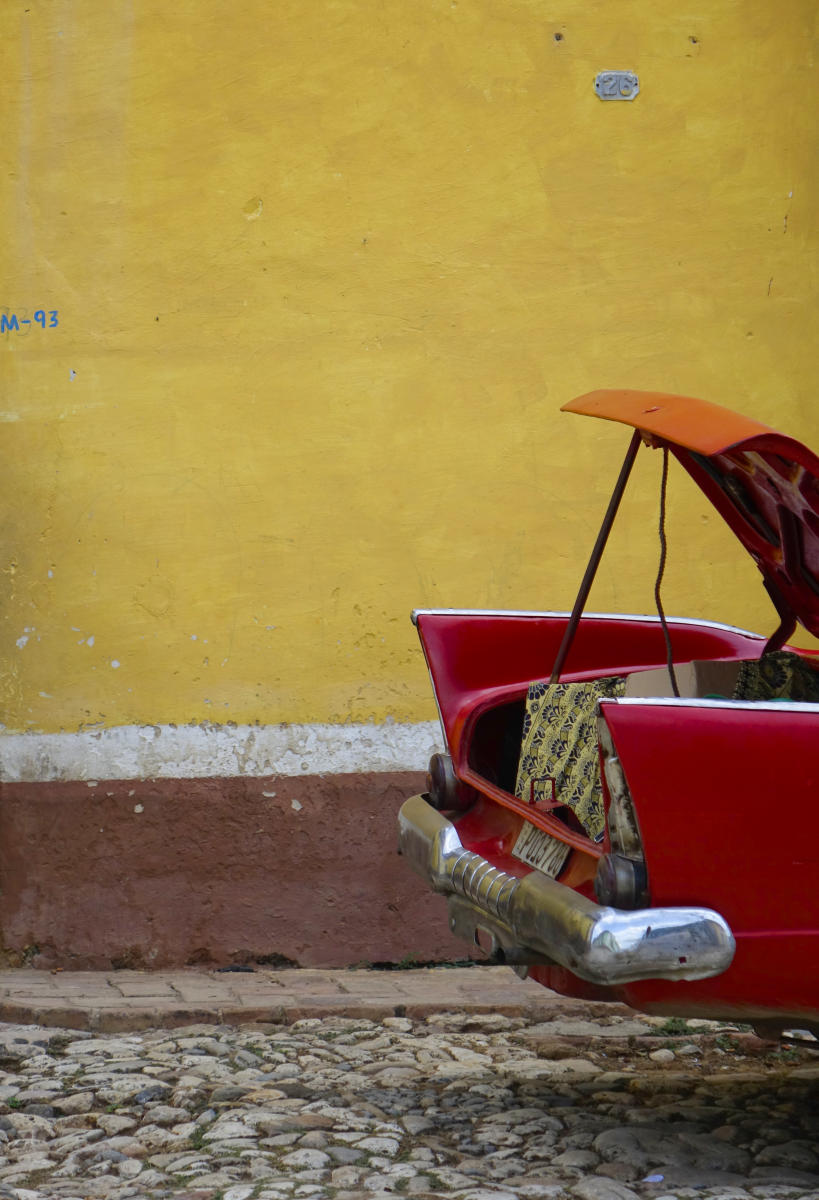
398 794 735 986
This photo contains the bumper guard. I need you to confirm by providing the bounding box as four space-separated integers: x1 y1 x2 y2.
398 794 735 986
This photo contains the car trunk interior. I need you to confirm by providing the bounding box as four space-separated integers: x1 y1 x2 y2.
466 649 819 848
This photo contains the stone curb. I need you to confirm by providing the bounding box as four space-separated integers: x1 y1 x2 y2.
0 965 595 1032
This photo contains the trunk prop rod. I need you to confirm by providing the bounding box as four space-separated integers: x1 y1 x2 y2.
550 429 642 684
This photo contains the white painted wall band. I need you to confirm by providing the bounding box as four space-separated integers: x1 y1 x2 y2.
0 722 443 783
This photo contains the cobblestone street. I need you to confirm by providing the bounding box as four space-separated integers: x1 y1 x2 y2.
0 971 815 1200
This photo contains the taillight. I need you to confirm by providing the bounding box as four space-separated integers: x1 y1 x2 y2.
426 753 474 812
595 718 648 909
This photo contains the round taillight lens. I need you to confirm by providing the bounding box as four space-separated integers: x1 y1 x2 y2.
595 852 647 910
426 753 472 811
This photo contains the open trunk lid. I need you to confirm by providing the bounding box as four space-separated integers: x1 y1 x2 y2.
564 390 819 641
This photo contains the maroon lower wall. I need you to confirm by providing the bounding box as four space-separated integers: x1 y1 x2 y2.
0 772 468 970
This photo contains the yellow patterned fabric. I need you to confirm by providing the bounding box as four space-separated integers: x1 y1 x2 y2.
734 650 819 703
515 675 626 842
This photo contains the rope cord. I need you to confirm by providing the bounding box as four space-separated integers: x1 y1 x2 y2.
655 447 680 697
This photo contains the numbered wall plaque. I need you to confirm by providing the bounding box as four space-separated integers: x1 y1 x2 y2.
594 71 640 101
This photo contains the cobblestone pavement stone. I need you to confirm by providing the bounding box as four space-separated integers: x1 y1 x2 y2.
0 994 815 1200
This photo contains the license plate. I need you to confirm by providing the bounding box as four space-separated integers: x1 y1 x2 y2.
511 822 571 877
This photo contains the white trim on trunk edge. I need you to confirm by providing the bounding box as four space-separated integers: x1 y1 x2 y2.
0 722 443 784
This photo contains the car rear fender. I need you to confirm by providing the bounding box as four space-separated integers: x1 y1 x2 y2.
599 697 819 933
413 609 765 758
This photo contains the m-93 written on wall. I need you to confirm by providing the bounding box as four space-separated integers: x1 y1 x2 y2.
1 309 59 334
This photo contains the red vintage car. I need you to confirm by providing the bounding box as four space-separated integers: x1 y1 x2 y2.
399 390 819 1035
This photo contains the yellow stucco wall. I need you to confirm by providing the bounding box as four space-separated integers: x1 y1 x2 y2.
2 0 818 734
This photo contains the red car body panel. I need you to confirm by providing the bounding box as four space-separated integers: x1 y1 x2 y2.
601 697 819 1022
415 609 767 755
600 697 819 927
